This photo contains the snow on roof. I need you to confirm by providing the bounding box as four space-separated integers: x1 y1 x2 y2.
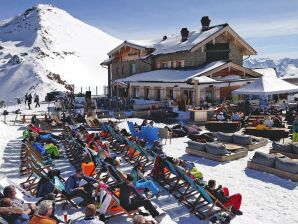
233 75 298 95
252 68 277 77
216 75 242 81
117 61 227 83
192 75 218 83
119 25 226 56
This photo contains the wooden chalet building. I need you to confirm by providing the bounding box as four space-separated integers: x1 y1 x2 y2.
101 16 262 106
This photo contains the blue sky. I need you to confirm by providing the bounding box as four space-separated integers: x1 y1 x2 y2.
0 0 298 59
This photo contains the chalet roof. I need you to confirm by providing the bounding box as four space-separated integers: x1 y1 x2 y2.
107 24 257 57
252 68 277 77
130 25 225 55
116 61 261 83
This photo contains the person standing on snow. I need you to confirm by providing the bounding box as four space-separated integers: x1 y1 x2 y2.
34 95 40 108
24 93 28 105
27 93 32 109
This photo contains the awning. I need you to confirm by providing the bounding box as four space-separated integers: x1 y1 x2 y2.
232 76 298 95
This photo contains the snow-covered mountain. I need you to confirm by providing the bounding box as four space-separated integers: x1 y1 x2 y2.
244 58 298 78
0 4 121 102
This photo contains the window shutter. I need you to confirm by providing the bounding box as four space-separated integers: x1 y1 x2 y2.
167 61 172 68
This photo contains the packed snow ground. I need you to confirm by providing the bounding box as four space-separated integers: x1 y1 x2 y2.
0 104 297 224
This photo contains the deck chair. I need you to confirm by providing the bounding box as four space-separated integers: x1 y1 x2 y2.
127 121 143 139
23 160 79 208
124 139 151 166
129 140 154 167
169 165 197 200
0 177 40 204
189 184 231 220
159 128 172 144
105 124 126 154
155 160 180 191
141 126 159 143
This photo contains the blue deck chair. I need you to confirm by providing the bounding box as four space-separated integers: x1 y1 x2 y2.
127 121 143 139
141 126 159 143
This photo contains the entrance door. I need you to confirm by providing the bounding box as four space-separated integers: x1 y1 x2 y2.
220 86 240 101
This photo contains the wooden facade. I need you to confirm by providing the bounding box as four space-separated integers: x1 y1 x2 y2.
103 21 260 105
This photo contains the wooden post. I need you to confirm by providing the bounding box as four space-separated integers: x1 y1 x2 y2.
22 115 26 123
194 80 199 106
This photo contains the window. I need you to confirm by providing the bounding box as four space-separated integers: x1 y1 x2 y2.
116 66 119 74
167 61 172 68
206 43 229 63
169 89 173 99
177 60 183 68
133 87 139 98
176 60 185 68
130 64 137 74
145 87 150 99
128 52 138 56
161 62 168 68
172 61 177 68
121 66 124 74
157 62 161 69
156 88 161 101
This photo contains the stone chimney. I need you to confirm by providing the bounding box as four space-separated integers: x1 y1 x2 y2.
201 16 211 31
180 28 189 42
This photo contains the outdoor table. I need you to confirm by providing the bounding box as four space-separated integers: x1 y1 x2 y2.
244 127 289 141
189 108 217 122
250 115 266 119
205 121 240 133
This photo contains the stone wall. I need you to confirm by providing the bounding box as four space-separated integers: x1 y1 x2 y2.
111 58 152 81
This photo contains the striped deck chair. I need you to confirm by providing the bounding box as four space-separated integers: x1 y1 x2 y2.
189 185 231 220
156 160 181 191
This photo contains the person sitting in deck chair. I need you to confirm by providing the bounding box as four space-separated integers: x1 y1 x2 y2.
0 197 30 224
27 124 61 141
29 200 56 224
207 180 243 216
35 170 61 198
76 204 104 224
130 164 161 198
3 185 36 217
65 168 98 206
110 175 166 223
